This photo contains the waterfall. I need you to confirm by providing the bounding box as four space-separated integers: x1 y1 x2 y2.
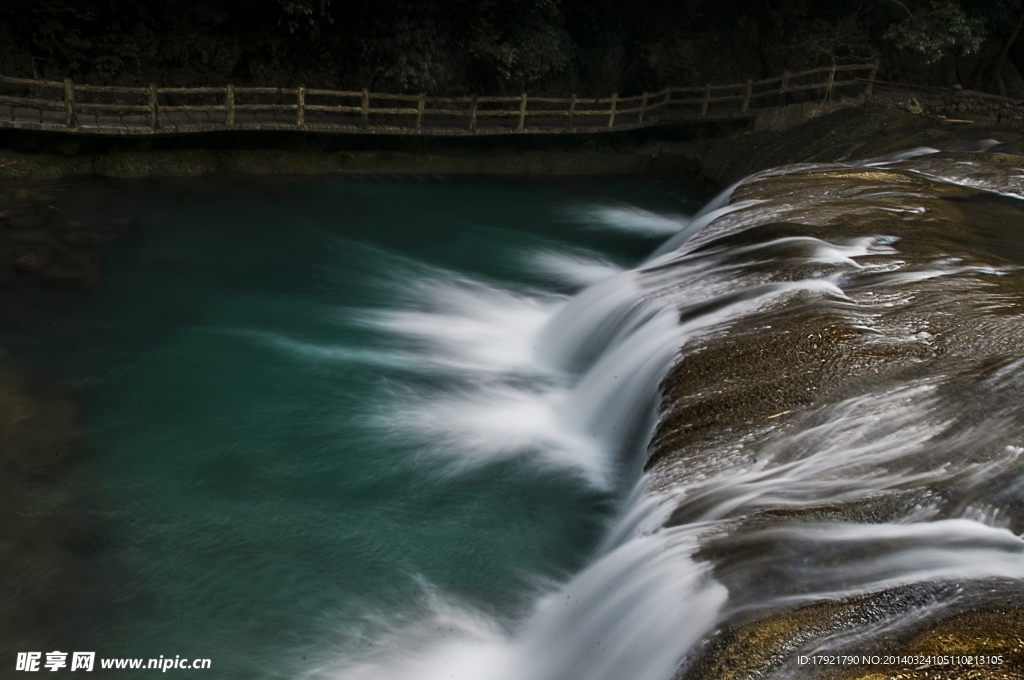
321 149 1024 680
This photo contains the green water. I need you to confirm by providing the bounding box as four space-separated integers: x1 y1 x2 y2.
38 176 695 677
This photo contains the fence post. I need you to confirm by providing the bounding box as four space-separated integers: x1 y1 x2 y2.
638 92 649 125
864 59 879 97
742 79 753 113
148 84 159 130
517 93 527 131
416 93 425 132
607 93 618 128
296 85 305 126
567 93 577 130
822 64 836 102
701 84 711 117
361 89 369 130
63 78 77 128
468 95 478 133
778 71 790 106
226 84 235 126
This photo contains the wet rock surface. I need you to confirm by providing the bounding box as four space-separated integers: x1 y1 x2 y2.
646 159 1024 679
907 89 1024 125
697 94 1024 189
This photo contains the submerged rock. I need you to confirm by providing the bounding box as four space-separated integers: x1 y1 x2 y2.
0 186 135 289
0 370 101 652
13 248 106 288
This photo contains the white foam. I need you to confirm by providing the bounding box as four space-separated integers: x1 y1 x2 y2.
365 277 563 376
381 382 608 486
762 520 1024 601
858 146 941 166
647 199 764 261
306 588 514 680
217 329 423 371
581 205 690 236
319 509 725 680
529 250 624 287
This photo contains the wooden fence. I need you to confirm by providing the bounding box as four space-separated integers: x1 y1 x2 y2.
0 62 879 136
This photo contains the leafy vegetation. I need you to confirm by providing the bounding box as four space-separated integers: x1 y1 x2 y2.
884 0 987 64
0 0 1022 96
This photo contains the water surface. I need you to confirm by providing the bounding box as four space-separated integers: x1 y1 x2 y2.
33 176 696 677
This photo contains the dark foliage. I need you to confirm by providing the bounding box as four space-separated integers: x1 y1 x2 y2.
1 0 1023 96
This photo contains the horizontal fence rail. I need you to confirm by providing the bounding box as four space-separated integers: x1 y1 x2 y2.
0 62 879 137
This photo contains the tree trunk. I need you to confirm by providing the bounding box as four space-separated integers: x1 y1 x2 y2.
995 8 1024 96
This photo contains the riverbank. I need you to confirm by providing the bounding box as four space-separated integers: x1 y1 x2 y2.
0 146 659 179
697 89 1024 185
0 123 718 183
3 89 1022 190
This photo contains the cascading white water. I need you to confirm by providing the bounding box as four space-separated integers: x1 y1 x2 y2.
320 150 1024 680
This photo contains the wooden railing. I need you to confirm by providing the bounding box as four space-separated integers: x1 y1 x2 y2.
0 62 879 136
